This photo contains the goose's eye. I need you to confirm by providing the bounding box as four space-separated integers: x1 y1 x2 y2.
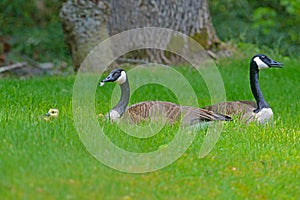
51 111 55 114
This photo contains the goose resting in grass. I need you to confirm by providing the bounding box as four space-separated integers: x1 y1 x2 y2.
203 54 283 124
100 68 231 126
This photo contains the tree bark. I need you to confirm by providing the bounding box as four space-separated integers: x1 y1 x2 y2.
60 0 221 70
110 0 218 48
60 0 110 71
108 0 220 64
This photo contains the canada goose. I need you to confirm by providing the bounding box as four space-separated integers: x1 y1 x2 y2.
203 54 283 124
100 68 231 126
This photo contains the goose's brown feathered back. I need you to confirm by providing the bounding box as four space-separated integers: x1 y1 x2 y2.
125 101 231 125
203 100 257 122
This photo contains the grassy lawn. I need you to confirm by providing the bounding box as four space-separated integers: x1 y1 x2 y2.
0 54 299 199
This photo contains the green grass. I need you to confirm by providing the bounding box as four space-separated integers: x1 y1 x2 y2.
0 55 299 199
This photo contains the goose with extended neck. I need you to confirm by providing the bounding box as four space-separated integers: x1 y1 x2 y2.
100 68 231 126
203 54 283 124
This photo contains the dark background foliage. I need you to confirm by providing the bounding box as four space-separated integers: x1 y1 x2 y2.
1 0 299 64
0 0 69 63
210 0 300 56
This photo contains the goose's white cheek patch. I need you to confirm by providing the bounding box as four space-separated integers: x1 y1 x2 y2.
116 71 127 84
254 57 269 70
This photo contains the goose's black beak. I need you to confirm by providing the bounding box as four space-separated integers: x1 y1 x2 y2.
101 73 115 82
100 69 124 86
45 112 50 117
100 73 114 86
269 59 283 68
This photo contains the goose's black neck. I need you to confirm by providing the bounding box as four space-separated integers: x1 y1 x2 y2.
112 77 130 116
250 62 269 112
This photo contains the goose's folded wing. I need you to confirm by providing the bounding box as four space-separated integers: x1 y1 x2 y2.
126 101 231 126
203 101 256 116
126 101 181 124
181 106 231 126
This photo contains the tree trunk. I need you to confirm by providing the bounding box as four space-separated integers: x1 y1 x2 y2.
110 0 218 48
60 0 110 71
60 0 221 70
108 0 220 64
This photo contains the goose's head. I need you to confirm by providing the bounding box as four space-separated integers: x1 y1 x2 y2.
251 54 283 71
100 68 127 86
